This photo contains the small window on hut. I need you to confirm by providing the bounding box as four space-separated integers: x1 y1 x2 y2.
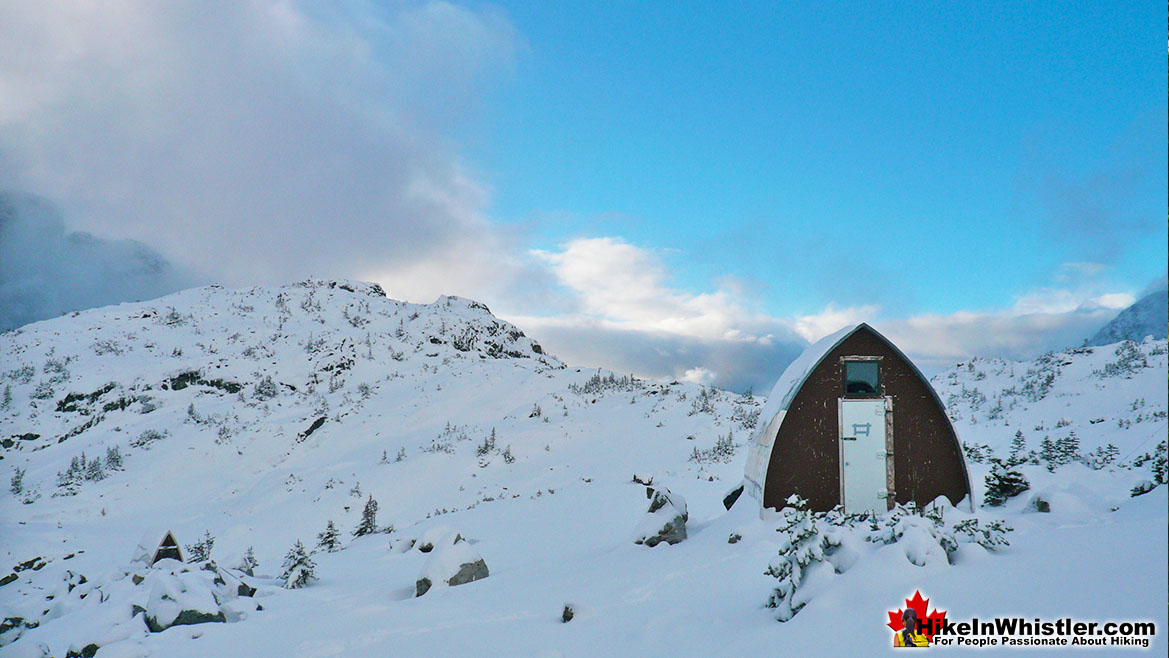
844 360 880 396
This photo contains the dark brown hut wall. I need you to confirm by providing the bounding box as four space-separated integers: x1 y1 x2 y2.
762 327 969 512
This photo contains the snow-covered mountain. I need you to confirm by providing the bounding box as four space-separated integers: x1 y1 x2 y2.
1085 290 1168 347
0 281 1165 657
932 338 1168 457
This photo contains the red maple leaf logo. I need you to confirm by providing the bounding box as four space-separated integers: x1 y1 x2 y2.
887 590 947 641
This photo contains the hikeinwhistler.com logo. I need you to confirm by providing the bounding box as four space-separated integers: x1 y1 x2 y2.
887 591 1157 649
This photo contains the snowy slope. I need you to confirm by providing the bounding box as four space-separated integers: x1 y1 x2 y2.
932 339 1168 458
1086 290 1168 347
0 281 1165 657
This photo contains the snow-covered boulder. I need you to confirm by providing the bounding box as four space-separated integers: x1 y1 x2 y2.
389 537 416 554
415 538 489 597
142 570 226 632
633 487 688 547
415 526 462 553
1026 494 1051 513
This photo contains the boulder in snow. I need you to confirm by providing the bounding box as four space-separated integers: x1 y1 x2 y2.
415 537 489 597
142 569 228 632
1027 494 1051 513
415 526 462 553
633 486 688 547
722 483 744 510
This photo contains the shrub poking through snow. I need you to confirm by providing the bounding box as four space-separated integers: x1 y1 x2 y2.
983 458 1030 507
952 518 1011 549
688 432 737 464
281 540 316 589
317 520 342 552
105 445 124 470
10 467 24 495
185 531 215 563
766 499 1012 622
1130 480 1157 497
235 546 259 576
765 495 841 621
632 486 688 547
353 495 379 537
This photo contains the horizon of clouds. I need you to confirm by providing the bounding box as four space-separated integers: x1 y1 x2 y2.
508 236 1150 390
0 1 1161 393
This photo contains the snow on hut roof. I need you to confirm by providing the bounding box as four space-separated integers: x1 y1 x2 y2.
743 324 862 499
757 324 861 422
132 527 184 566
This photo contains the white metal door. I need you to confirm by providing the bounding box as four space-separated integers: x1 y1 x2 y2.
840 398 887 514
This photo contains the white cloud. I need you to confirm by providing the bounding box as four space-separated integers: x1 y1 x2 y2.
509 237 1143 390
531 237 782 340
792 303 881 342
515 237 807 390
681 367 717 386
0 0 517 298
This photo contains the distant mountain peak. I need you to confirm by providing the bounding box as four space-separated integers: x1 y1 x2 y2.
1085 290 1168 347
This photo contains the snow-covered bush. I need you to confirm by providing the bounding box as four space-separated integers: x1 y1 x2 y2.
353 495 379 537
317 520 342 552
1038 433 1081 471
764 499 1013 623
688 432 737 464
130 429 168 449
185 531 215 563
765 496 840 621
252 375 278 400
962 441 993 464
952 518 1011 549
10 467 24 495
476 428 497 457
233 546 259 576
105 446 124 470
983 459 1029 507
1094 341 1148 378
281 541 317 589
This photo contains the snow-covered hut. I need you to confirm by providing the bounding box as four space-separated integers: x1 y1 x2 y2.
132 528 185 566
744 323 971 514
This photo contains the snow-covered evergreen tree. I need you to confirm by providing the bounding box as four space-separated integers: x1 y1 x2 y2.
1007 430 1028 466
84 458 106 481
10 467 24 495
317 520 342 552
1038 437 1058 471
983 458 1029 506
186 530 215 562
239 546 259 576
1152 440 1167 485
281 540 316 589
105 445 123 470
477 428 497 457
353 495 379 537
765 495 839 622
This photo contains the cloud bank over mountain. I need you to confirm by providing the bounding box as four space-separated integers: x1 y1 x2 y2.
0 192 198 332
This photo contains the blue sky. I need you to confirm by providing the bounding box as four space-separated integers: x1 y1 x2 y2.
475 1 1166 316
0 1 1165 390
